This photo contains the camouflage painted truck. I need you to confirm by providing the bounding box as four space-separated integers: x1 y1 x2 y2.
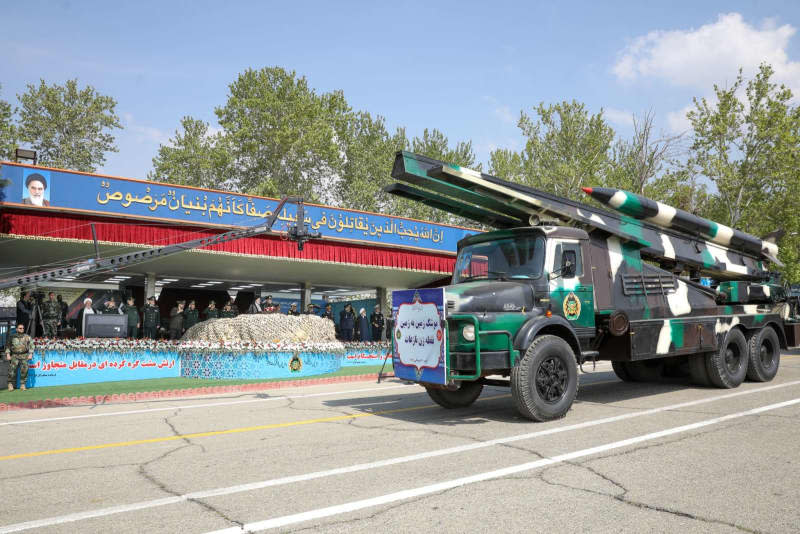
386 151 800 421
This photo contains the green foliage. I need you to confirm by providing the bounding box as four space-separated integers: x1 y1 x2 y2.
335 111 407 213
686 64 800 280
490 101 615 202
17 79 121 172
149 116 232 190
214 67 350 201
0 84 17 162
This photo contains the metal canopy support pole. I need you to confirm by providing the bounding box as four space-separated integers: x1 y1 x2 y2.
145 273 157 299
300 282 312 312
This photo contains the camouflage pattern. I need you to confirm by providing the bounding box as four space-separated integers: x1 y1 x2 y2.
42 299 61 337
582 187 781 265
6 331 33 387
385 151 795 383
386 151 774 281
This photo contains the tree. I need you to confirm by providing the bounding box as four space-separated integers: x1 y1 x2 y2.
214 67 350 201
607 110 684 196
149 116 232 190
489 101 615 202
17 79 121 172
336 111 407 212
686 63 800 280
0 84 16 161
687 64 797 229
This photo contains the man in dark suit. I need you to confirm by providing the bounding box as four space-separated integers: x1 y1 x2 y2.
22 173 50 207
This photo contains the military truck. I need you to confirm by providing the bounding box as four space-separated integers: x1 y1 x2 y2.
386 151 800 421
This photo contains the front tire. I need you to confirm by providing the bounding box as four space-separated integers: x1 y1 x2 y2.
746 327 780 382
511 335 578 421
425 381 484 409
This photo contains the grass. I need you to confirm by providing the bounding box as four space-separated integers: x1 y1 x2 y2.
0 362 393 404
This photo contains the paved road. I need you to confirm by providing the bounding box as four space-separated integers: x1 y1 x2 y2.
1 353 799 533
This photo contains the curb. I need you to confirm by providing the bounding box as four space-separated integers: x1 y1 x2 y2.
0 372 396 412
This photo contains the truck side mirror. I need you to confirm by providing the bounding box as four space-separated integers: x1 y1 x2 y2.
561 250 576 278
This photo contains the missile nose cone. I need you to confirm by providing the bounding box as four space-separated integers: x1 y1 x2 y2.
581 187 593 195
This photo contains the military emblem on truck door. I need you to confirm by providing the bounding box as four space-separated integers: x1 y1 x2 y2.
563 292 581 320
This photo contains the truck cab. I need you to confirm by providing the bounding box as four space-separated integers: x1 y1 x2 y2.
446 226 594 379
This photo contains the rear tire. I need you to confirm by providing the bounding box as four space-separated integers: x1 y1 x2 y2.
611 361 634 382
705 329 748 388
625 360 665 382
425 381 484 409
746 327 780 382
511 335 578 422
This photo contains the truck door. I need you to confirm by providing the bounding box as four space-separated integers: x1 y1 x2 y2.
549 239 595 330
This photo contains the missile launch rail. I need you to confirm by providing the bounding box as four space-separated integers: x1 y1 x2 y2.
385 151 800 422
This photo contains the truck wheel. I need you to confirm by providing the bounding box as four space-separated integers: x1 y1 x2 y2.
746 327 780 382
625 360 665 382
689 353 711 386
611 361 634 382
511 335 578 422
425 381 484 409
705 329 748 388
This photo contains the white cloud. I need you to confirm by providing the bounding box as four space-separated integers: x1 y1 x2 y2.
603 107 634 127
613 13 800 93
483 96 517 125
122 113 171 146
666 105 693 134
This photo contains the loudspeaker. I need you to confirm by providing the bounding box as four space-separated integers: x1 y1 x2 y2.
84 314 127 338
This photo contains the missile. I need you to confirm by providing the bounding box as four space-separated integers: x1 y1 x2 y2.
581 187 780 263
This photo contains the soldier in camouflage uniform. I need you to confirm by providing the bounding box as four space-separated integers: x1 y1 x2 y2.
42 292 62 337
183 300 199 332
5 323 34 391
142 296 161 339
220 303 236 318
124 296 141 339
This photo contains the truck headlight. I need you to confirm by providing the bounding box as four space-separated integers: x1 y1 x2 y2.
462 324 476 342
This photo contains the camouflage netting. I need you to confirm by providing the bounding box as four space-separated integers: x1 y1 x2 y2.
181 314 342 345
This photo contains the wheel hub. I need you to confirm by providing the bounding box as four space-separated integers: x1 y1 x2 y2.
535 357 567 404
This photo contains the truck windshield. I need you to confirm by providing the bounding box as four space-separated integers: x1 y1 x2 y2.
453 235 545 283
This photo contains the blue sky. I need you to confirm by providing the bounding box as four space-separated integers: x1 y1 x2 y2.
2 0 800 180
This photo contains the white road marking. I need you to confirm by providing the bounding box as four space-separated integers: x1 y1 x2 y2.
1 379 798 534
0 384 413 427
208 396 800 533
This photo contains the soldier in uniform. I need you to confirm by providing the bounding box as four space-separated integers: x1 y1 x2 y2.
102 299 121 314
204 300 219 320
220 303 236 318
42 292 62 337
225 297 239 316
57 294 69 328
263 295 279 314
5 323 34 391
169 300 185 340
143 296 161 339
287 303 300 316
184 300 199 332
370 304 385 342
322 304 334 321
124 296 141 339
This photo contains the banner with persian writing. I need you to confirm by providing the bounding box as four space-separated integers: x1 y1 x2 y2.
26 351 180 387
391 288 447 385
0 162 475 253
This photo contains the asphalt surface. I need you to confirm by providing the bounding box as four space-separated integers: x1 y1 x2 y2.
1 352 799 533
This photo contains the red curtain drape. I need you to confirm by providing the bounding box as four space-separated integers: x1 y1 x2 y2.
1 211 456 273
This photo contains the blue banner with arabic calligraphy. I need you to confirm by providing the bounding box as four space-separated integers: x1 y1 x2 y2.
0 163 475 253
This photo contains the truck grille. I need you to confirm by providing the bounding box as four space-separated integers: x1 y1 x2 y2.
447 299 455 313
